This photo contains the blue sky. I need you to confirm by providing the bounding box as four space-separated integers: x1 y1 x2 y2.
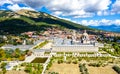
0 0 120 26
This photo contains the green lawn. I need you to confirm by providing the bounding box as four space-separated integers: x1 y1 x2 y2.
31 58 48 63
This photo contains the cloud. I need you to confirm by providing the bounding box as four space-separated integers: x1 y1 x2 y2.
114 20 120 25
112 0 120 14
52 11 63 16
22 0 47 9
80 20 99 26
80 19 120 26
97 11 111 16
84 0 111 12
2 0 120 18
7 4 35 11
44 0 111 18
4 0 111 18
0 0 13 6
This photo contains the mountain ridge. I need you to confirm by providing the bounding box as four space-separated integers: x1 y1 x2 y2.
0 9 93 35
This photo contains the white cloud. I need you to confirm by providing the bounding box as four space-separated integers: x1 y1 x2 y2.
81 20 88 26
61 10 95 18
114 20 120 25
23 0 47 9
80 20 99 26
0 0 13 6
97 11 103 16
100 19 111 25
97 10 112 16
112 0 120 14
103 11 110 15
57 16 79 24
46 0 111 17
3 0 120 18
7 0 111 18
7 4 35 11
80 19 120 26
52 11 63 16
84 0 111 12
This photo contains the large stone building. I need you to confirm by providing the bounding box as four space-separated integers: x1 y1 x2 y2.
52 30 103 52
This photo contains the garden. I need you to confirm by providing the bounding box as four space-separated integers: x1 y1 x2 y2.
45 56 120 74
31 57 48 63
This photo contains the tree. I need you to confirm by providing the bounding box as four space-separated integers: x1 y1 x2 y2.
112 65 120 74
72 60 78 64
1 62 7 68
1 62 7 74
14 48 21 58
15 48 20 53
19 55 25 61
2 67 6 74
24 67 31 73
58 59 63 64
0 49 5 58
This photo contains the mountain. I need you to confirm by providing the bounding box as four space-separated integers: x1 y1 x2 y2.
0 9 92 35
89 25 120 33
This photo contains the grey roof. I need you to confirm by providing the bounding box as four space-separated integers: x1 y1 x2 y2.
2 40 43 51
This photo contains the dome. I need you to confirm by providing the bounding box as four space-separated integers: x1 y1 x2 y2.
82 30 88 36
83 32 88 36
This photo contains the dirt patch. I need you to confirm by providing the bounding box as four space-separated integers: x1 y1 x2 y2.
47 63 80 74
87 65 117 74
6 70 28 74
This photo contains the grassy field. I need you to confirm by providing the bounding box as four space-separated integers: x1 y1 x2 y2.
87 65 117 74
46 63 80 74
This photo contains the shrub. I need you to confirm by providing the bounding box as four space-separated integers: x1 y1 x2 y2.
72 60 78 64
24 67 31 73
85 71 89 74
80 67 83 72
78 58 82 61
112 65 120 74
48 72 59 74
57 59 63 64
84 68 88 71
79 63 89 74
66 60 71 64
88 63 101 67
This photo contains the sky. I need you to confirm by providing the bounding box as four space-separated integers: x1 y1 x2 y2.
0 0 120 26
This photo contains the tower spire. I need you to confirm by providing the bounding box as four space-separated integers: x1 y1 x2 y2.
84 30 86 33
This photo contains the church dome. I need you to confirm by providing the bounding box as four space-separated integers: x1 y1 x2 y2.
83 32 88 36
82 30 88 36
